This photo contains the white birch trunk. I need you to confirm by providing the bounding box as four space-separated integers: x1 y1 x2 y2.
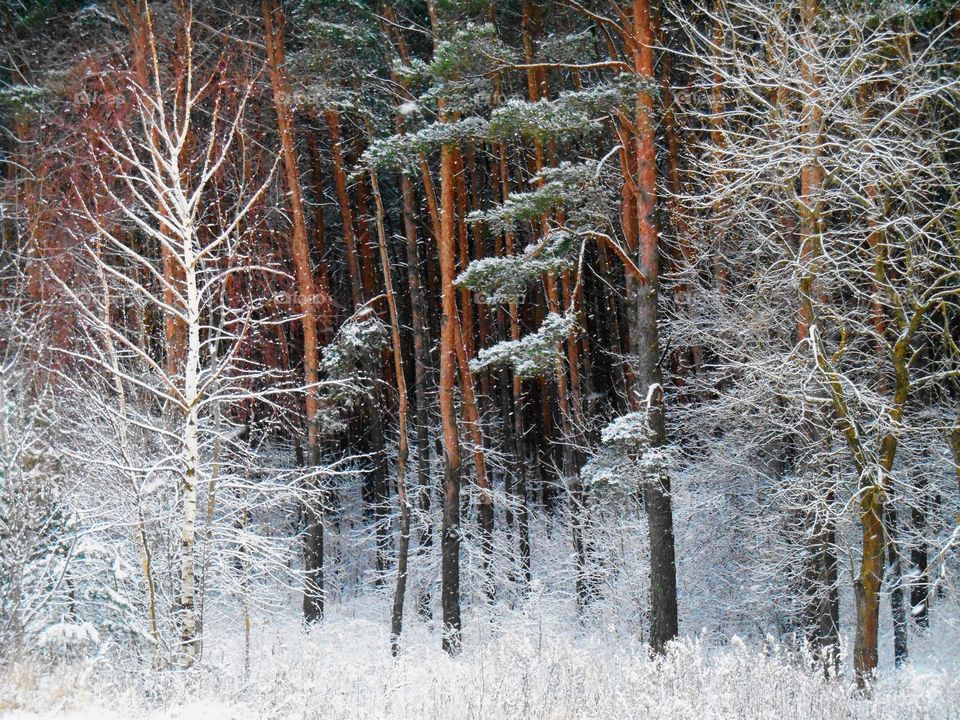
179 215 201 667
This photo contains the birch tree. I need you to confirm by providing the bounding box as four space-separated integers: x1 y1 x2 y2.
50 5 319 666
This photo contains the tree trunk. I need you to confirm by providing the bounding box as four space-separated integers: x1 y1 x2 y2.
854 346 910 685
522 1 586 607
498 140 531 585
369 168 411 656
951 421 960 498
306 130 334 343
792 0 843 673
886 503 908 666
630 0 679 654
326 109 364 311
326 107 390 583
438 136 462 655
179 211 201 667
800 474 840 676
910 475 929 629
400 165 435 619
854 496 884 686
449 146 493 599
384 11 437 617
263 0 324 622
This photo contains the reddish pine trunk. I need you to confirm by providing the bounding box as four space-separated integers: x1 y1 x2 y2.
630 0 679 654
262 0 324 622
438 135 462 654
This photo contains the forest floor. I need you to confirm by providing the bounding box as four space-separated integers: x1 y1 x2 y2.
2 593 959 720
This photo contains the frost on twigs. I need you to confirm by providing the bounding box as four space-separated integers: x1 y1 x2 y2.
471 311 576 380
392 58 430 87
427 24 516 114
430 24 515 81
456 229 575 304
470 160 618 234
320 311 388 379
487 77 652 143
559 75 657 115
37 621 100 656
288 10 382 90
488 97 599 143
583 411 675 503
0 84 47 116
600 411 654 446
317 310 388 433
360 117 489 171
537 30 597 65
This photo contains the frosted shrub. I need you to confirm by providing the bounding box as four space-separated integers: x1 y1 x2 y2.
3 605 957 719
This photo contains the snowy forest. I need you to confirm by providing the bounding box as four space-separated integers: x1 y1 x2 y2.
1 0 959 717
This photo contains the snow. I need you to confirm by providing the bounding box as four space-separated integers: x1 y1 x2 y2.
3 595 958 719
1 701 244 720
36 621 100 650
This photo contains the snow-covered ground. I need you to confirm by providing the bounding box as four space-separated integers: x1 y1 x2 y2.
3 594 958 720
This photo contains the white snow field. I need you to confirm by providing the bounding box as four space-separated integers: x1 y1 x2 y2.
2 596 958 720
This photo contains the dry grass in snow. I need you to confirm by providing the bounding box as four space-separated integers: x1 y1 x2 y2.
2 597 957 720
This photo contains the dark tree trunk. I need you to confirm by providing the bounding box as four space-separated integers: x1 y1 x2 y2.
910 474 929 629
886 504 908 666
325 107 390 585
801 479 840 676
629 0 679 654
399 167 435 620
